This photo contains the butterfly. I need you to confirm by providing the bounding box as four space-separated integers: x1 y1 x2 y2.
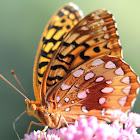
3 2 139 133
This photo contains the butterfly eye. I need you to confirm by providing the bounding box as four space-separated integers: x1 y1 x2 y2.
30 104 36 112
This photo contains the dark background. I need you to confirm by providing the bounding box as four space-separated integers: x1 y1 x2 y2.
0 0 140 139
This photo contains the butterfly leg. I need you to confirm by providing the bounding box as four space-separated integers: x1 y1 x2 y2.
42 126 48 132
27 121 45 134
61 115 68 127
13 111 26 140
54 115 69 129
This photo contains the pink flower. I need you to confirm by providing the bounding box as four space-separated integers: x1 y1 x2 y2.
128 112 140 127
23 111 140 140
22 129 60 140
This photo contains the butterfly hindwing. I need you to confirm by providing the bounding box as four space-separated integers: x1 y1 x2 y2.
33 3 83 101
46 56 139 122
44 9 122 95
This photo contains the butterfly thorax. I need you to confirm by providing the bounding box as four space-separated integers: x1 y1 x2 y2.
25 99 62 128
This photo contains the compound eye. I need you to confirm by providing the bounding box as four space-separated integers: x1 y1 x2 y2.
30 104 36 111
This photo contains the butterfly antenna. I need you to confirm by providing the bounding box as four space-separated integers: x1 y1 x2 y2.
11 70 29 98
0 74 30 101
13 111 26 140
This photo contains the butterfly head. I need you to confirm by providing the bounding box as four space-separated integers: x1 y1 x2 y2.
25 99 37 117
25 99 62 128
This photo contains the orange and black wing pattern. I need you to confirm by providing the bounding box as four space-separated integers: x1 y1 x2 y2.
33 3 83 101
46 55 139 122
43 9 122 95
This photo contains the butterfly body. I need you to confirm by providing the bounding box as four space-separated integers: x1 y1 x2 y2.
25 99 62 128
24 3 139 129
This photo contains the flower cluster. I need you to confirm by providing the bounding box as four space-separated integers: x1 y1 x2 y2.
23 129 60 140
23 110 140 140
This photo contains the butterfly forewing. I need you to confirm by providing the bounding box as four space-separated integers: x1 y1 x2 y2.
33 3 83 101
44 9 122 94
46 56 139 122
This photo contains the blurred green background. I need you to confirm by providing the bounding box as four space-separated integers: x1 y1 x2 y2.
0 0 140 139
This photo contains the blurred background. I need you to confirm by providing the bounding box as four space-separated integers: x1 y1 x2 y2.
0 0 140 139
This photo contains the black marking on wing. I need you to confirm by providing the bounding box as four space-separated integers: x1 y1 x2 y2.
66 25 71 29
93 46 100 53
41 50 51 59
57 10 65 17
56 53 75 65
81 42 90 48
51 65 68 72
38 80 41 84
94 38 99 42
103 44 109 49
39 62 49 68
47 76 63 81
43 35 64 45
47 82 57 87
63 42 70 47
38 72 44 77
71 41 79 47
80 50 90 61
64 7 80 20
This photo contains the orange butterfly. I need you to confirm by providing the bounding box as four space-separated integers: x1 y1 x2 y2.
1 2 139 138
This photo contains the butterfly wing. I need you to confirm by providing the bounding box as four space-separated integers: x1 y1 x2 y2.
42 9 122 97
46 56 139 122
33 3 83 101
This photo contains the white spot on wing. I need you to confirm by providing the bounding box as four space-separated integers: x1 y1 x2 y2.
65 107 70 112
131 98 136 107
71 100 75 104
83 21 87 25
81 26 89 30
77 91 87 99
92 59 104 66
121 76 130 84
64 97 69 102
56 96 60 103
73 69 84 77
91 13 95 16
112 15 116 21
118 39 121 46
69 3 79 10
79 10 84 18
94 15 100 19
57 103 62 108
122 86 131 95
101 87 114 93
95 77 104 82
86 89 90 93
61 83 71 91
116 30 119 36
102 26 107 31
118 96 127 107
106 81 113 84
76 84 79 87
85 72 95 80
104 34 109 39
100 19 104 24
105 61 116 69
136 87 140 95
115 67 124 75
81 106 88 113
99 97 106 104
